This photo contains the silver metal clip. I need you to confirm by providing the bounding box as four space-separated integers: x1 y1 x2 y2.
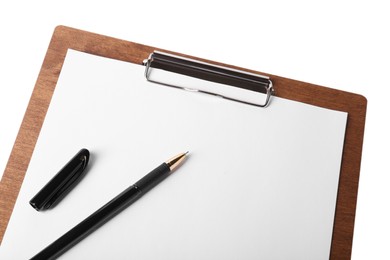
143 51 274 107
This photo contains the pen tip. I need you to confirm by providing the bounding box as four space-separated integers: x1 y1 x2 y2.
166 152 189 171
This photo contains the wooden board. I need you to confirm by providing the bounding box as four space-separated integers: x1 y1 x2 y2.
0 26 366 259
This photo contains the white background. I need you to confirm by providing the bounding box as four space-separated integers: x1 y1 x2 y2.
0 1 388 259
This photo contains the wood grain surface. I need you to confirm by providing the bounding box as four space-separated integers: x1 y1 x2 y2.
0 26 367 259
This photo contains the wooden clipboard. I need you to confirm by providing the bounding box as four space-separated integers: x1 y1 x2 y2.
0 26 367 259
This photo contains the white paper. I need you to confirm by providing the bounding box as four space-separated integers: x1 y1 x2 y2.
0 50 347 259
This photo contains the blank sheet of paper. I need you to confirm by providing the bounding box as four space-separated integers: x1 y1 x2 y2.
0 50 347 259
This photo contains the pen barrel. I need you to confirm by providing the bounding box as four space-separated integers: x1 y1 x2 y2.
135 163 171 194
30 162 173 260
31 185 142 260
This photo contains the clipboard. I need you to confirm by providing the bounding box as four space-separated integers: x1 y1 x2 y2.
0 26 366 259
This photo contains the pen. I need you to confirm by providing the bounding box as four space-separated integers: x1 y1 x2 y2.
30 152 189 260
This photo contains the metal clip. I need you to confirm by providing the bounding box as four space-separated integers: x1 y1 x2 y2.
143 51 274 107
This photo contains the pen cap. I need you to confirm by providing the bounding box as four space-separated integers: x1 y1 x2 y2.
29 148 90 211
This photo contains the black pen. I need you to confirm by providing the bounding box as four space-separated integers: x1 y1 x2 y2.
30 152 189 260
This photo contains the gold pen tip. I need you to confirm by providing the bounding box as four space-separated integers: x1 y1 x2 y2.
166 152 189 171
